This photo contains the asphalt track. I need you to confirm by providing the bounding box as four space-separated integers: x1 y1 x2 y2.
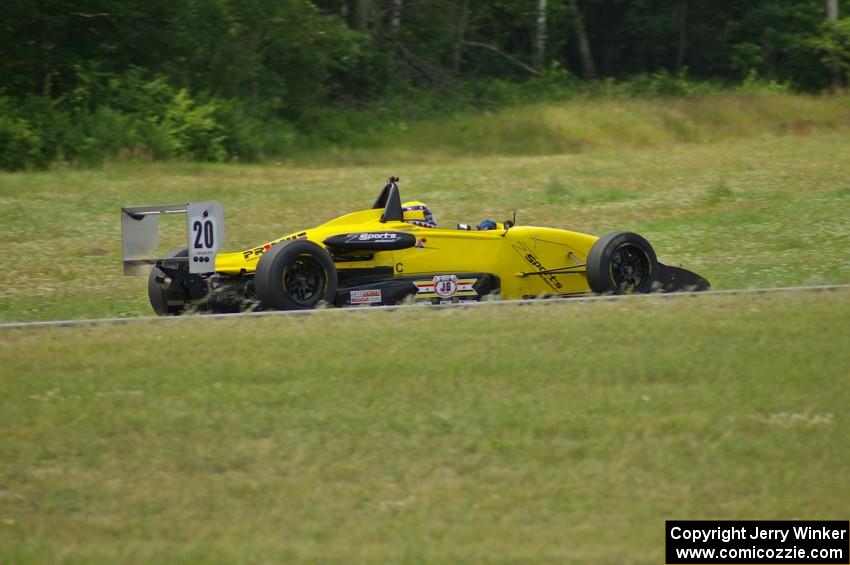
1 284 848 332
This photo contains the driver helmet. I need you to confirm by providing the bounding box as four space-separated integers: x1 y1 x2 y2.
402 201 437 228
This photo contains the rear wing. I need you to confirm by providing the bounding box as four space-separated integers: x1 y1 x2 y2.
121 202 224 276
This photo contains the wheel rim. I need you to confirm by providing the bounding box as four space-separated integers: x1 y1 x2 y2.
282 255 326 306
609 244 651 292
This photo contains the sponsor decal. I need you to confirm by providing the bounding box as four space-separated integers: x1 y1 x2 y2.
395 262 404 273
350 289 382 305
414 275 478 299
433 275 458 298
345 232 400 243
242 232 307 260
324 231 414 251
513 242 563 291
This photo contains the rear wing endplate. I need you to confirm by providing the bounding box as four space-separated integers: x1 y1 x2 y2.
121 202 224 275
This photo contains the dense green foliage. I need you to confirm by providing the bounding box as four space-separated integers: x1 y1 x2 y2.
1 0 849 169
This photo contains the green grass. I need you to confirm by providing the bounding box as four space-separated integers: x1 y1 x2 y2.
1 93 849 562
2 94 850 322
1 290 849 562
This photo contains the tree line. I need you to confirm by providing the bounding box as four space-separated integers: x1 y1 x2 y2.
1 0 848 169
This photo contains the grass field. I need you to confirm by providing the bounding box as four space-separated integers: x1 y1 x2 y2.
1 93 849 562
1 290 849 562
1 94 850 322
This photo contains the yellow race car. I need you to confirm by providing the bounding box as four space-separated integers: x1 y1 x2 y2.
121 177 709 315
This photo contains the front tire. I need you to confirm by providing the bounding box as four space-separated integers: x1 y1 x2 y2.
586 232 657 294
255 241 337 310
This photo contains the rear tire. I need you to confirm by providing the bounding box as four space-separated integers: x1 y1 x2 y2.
255 241 337 310
586 232 657 294
148 248 191 315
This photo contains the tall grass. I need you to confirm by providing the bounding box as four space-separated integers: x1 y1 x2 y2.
302 93 850 164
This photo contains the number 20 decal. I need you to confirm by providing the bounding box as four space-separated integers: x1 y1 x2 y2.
193 219 215 249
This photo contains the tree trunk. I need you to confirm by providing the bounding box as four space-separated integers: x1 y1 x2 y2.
827 0 838 20
390 0 402 33
453 0 471 75
827 0 840 89
535 0 547 69
674 0 688 72
462 41 541 76
568 0 596 79
354 0 372 32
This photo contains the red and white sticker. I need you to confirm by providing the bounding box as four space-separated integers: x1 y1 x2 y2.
350 289 382 305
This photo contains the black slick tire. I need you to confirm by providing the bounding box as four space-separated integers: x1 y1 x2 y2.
255 240 337 310
148 248 191 315
586 232 658 294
